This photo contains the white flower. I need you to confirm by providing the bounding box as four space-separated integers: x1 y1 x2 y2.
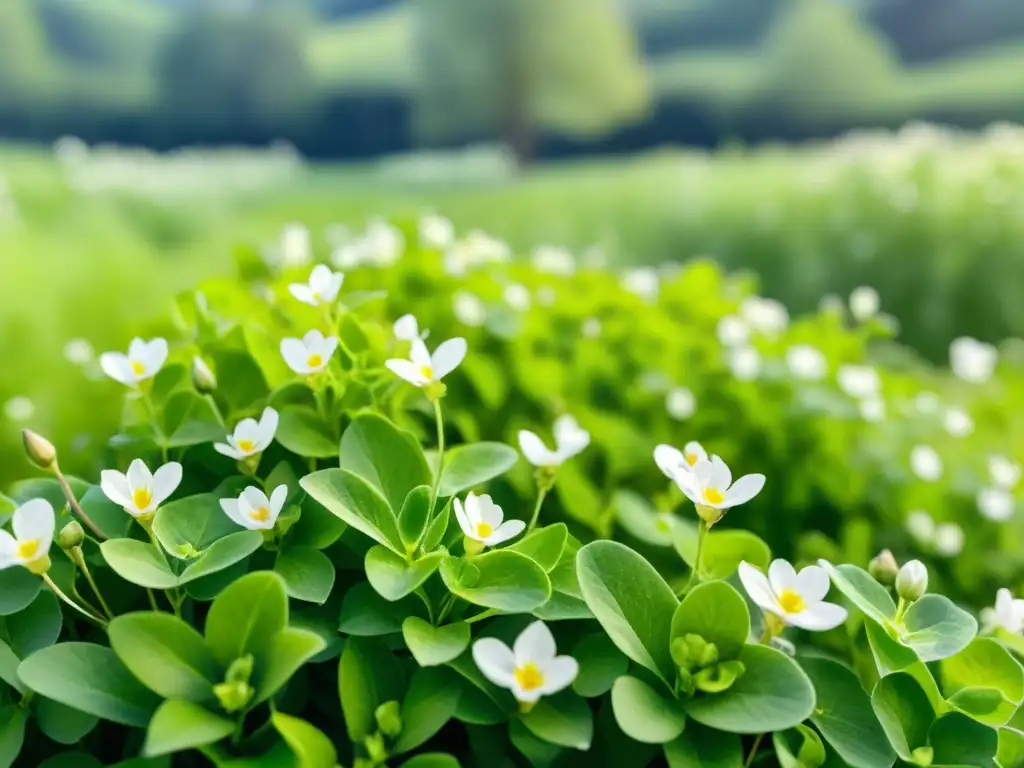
503 284 531 311
740 296 789 336
981 589 1024 635
786 345 827 381
63 338 94 365
288 265 343 307
933 523 964 557
859 398 886 423
717 315 749 347
906 510 935 543
453 292 486 327
728 347 761 381
472 620 578 703
454 492 525 547
943 408 974 438
989 456 1021 490
677 455 765 511
363 219 404 267
532 245 575 276
0 500 55 572
100 337 169 387
910 445 943 482
419 214 454 250
465 230 510 263
220 485 288 531
385 337 466 388
915 392 940 414
393 314 428 342
950 337 997 384
837 365 880 399
622 268 659 302
665 387 696 420
214 407 279 460
280 330 338 375
654 441 707 480
978 488 1015 522
896 560 928 601
581 318 601 338
101 459 182 518
3 397 34 422
331 243 363 270
740 560 847 631
849 286 880 322
278 223 312 267
518 415 590 468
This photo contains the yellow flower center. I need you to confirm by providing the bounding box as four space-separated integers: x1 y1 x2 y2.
133 488 153 510
778 588 807 614
249 507 270 523
16 539 39 560
514 663 544 691
420 365 434 381
703 487 724 505
307 353 323 369
130 360 146 376
685 452 698 466
476 522 493 539
236 439 256 454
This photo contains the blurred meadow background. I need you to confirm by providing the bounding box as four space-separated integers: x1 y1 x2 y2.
3 0 1024 607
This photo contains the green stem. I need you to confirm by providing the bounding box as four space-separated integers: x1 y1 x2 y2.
139 391 168 463
71 583 105 620
146 588 161 612
53 464 105 540
436 594 456 625
466 608 498 625
43 574 107 627
525 486 549 534
684 521 708 591
415 588 436 625
894 596 908 624
204 394 227 429
744 733 765 768
79 559 114 620
428 399 445 515
231 712 246 746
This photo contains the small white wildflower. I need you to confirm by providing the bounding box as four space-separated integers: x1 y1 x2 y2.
933 523 964 557
915 392 940 414
740 296 789 336
950 337 997 384
849 286 880 322
363 219 405 267
100 338 169 387
419 214 454 250
989 455 1021 490
280 330 338 376
859 398 886 423
717 315 750 347
981 589 1024 634
728 347 761 381
288 265 343 307
532 245 575 276
837 365 880 399
503 284 531 311
786 345 827 381
622 268 659 302
3 397 35 422
454 492 525 547
518 415 590 468
473 621 578 704
63 339 94 366
943 408 974 438
978 488 1015 522
906 510 935 543
453 292 486 328
665 388 696 420
220 485 287 531
910 445 943 482
279 222 312 267
740 560 847 631
385 337 467 388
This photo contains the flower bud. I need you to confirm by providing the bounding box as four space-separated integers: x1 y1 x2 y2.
374 700 402 739
191 356 217 394
22 429 57 470
896 559 928 602
57 521 85 550
868 549 899 586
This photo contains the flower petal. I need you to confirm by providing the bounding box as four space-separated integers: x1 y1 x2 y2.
233 418 260 443
518 431 557 467
795 565 830 604
99 352 133 385
472 638 516 688
127 338 147 362
476 495 504 528
100 470 133 508
709 455 732 492
269 484 289 515
219 498 250 529
145 338 169 373
768 559 798 594
453 498 473 538
13 499 55 547
692 457 714 488
257 407 279 448
409 339 432 368
318 336 339 363
487 519 525 546
289 283 317 306
539 656 579 695
0 531 18 563
152 462 183 507
788 602 848 632
684 441 707 463
393 314 419 341
126 459 153 492
281 338 310 374
431 338 467 379
724 474 765 507
738 561 782 615
654 444 687 479
514 620 557 666
385 359 424 386
302 329 326 348
241 486 270 512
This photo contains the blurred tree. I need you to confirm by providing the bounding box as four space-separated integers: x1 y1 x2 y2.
0 0 55 108
157 5 314 142
413 0 651 165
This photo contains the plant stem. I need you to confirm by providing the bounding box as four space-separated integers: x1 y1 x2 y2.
525 487 548 534
466 608 498 625
43 574 107 627
436 594 456 625
139 390 168 463
744 733 765 768
71 583 105 620
146 588 161 612
204 394 227 429
79 559 114 620
428 399 445 515
684 521 708 592
53 463 105 540
895 596 908 624
415 588 436 625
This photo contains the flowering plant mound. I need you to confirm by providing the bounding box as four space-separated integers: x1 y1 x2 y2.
1 225 1023 767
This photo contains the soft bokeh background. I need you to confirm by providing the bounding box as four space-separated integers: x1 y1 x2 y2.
2 0 1024 606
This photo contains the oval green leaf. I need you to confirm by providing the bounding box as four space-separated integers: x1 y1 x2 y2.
818 561 896 625
671 581 749 661
366 547 444 602
205 571 288 667
301 468 403 553
402 617 470 668
440 551 550 612
99 539 179 589
520 691 594 751
143 699 235 757
274 546 336 604
902 594 978 662
438 442 519 497
611 675 687 744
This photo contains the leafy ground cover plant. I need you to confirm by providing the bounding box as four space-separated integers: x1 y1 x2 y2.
1 228 1023 767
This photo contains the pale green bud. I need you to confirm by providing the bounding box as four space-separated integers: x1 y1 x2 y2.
22 429 57 470
896 560 928 602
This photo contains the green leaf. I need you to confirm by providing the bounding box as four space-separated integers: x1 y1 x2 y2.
774 725 827 768
521 691 594 750
508 524 568 572
902 594 978 662
398 486 432 550
339 414 432 513
685 644 815 734
301 468 403 553
401 755 460 768
0 641 20 693
366 547 444 602
338 582 418 636
213 350 270 411
576 540 678 684
928 711 998 767
109 612 219 703
671 581 749 661
33 698 98 745
614 490 675 547
100 539 179 589
153 494 238 559
871 672 936 761
799 655 896 768
438 442 519 497
0 705 25 768
403 617 470 667
289 496 348 550
998 727 1024 768
272 711 338 768
440 551 551 612
674 527 771 580
143 699 235 757
571 633 629 698
253 628 326 705
611 675 687 744
942 638 1024 726
393 666 461 753
205 571 288 667
177 531 264 586
37 754 103 768
274 547 336 604
5 590 61 657
338 636 405 743
18 642 161 727
275 408 339 458
663 722 743 767
0 568 42 615
78 486 134 539
818 562 896 626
